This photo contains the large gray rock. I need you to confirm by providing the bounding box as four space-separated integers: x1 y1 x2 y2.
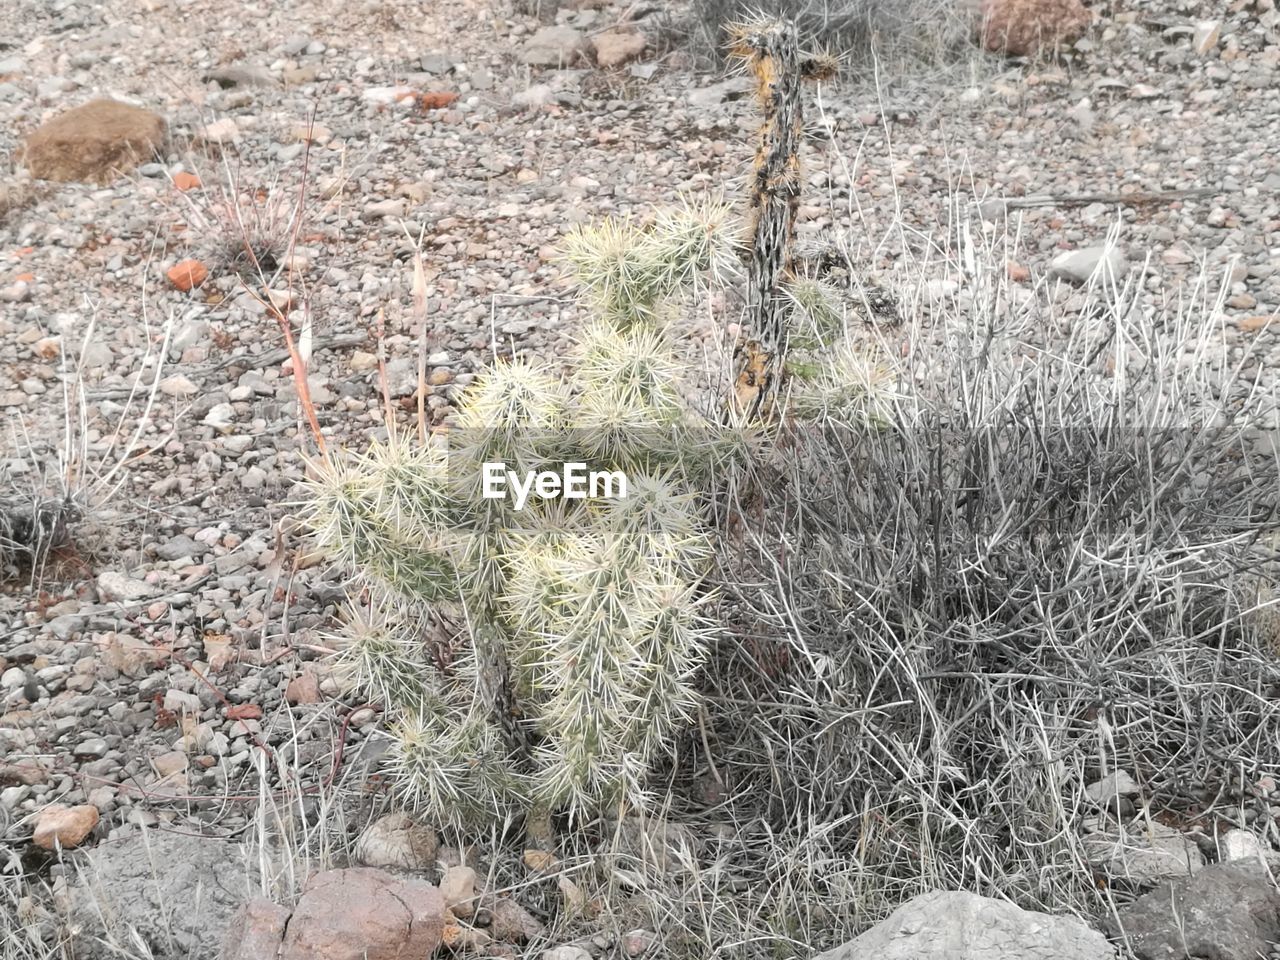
814 890 1115 960
1083 822 1204 886
1049 245 1127 284
519 26 587 66
1108 862 1280 960
71 830 251 959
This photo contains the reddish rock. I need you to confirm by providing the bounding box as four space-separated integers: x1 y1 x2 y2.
225 703 262 721
279 868 445 960
22 99 166 184
1007 261 1031 282
33 803 99 850
172 171 201 191
167 259 209 292
419 91 459 110
979 0 1091 57
592 28 648 68
222 898 291 960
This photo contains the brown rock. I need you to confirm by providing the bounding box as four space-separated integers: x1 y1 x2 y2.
979 0 1091 57
440 864 478 919
222 898 291 960
22 99 166 184
355 812 439 870
33 803 99 850
151 751 188 777
285 670 322 705
167 259 209 292
592 28 647 68
172 171 201 191
0 761 48 786
487 898 545 942
102 632 168 678
279 867 445 960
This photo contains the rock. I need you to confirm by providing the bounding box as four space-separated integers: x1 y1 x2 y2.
488 898 545 942
159 375 200 398
355 812 439 870
610 813 697 874
592 29 647 68
1193 20 1221 55
151 751 188 777
0 761 47 786
363 198 405 219
32 336 60 359
285 670 322 705
33 803 99 850
442 924 492 950
72 830 248 958
279 868 445 960
513 84 555 110
687 76 753 107
979 0 1092 57
440 864 478 919
203 402 235 429
1219 828 1265 864
362 85 416 105
221 898 291 960
205 65 276 88
520 26 587 66
1084 822 1204 885
97 571 156 601
1085 769 1140 802
167 259 209 292
199 118 240 145
420 52 452 74
21 99 166 183
1049 245 1127 284
1108 862 1280 960
164 689 201 714
102 633 167 678
814 890 1115 959
543 948 593 960
621 929 657 956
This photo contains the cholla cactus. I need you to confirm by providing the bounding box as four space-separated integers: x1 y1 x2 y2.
303 202 739 844
302 18 892 848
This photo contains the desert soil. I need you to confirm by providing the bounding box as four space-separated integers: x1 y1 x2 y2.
1 0 1279 943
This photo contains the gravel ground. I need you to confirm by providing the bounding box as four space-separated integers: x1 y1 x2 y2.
1 0 1279 946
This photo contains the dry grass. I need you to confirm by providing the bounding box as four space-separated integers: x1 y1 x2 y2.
690 0 981 78
616 193 1280 955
